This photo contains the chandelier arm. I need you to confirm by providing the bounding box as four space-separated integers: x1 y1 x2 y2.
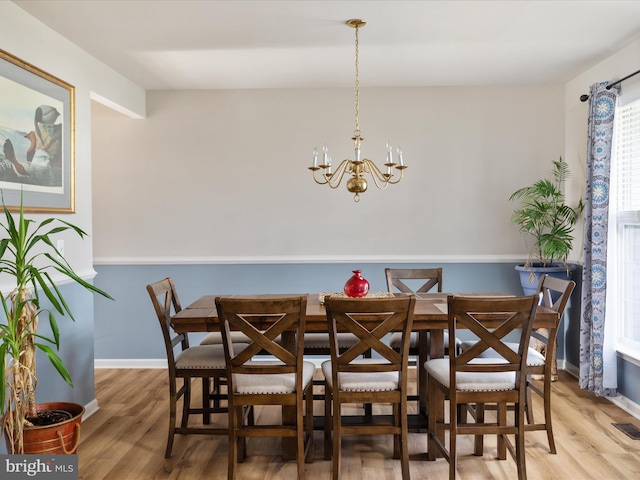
323 159 351 189
364 159 393 188
310 169 331 185
385 168 406 185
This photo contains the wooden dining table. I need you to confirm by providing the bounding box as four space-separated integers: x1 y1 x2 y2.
171 292 559 459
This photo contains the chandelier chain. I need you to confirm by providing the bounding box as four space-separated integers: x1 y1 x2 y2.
354 23 360 137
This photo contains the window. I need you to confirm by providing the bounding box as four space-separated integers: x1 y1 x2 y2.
613 98 640 358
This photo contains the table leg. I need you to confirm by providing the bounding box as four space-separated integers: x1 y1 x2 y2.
418 331 428 416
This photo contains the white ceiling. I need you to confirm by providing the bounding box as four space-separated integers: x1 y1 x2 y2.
13 0 640 90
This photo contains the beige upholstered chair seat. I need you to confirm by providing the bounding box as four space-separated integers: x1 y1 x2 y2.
303 332 360 350
459 341 546 367
389 331 457 349
426 358 516 391
321 358 398 392
200 331 252 345
233 360 316 394
175 344 228 369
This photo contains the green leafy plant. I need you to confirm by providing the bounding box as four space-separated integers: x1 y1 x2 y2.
0 193 113 453
509 157 585 271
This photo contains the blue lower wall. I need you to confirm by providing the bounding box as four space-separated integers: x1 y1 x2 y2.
93 262 541 359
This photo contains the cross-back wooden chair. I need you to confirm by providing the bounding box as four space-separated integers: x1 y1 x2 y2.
525 275 575 453
146 278 231 458
215 295 314 480
460 274 575 455
385 268 456 405
426 295 538 480
322 295 417 480
385 267 443 294
385 268 448 354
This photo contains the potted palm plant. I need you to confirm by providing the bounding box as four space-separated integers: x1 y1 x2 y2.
0 193 112 454
509 157 584 294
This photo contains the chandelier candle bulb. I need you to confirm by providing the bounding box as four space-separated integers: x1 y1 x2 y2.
312 148 318 168
397 147 404 166
386 142 393 164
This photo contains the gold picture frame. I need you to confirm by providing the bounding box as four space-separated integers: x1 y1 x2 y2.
0 49 75 213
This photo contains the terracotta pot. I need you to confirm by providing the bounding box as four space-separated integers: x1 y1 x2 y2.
4 402 84 454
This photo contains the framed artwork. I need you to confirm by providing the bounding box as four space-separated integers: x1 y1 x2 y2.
0 49 74 213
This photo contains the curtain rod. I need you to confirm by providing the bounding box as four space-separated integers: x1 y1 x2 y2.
579 68 640 102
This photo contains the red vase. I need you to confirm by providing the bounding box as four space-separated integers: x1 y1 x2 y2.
344 270 370 298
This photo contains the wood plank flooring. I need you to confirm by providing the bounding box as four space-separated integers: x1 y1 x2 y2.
77 369 640 479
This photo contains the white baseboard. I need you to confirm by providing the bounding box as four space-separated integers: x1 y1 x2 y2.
563 361 640 421
95 358 167 369
83 399 99 421
608 394 640 420
94 356 331 369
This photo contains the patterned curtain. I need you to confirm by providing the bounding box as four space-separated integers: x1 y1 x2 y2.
580 81 619 397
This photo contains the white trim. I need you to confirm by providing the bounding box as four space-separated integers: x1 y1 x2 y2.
608 393 640 421
94 358 167 369
94 254 532 265
563 363 640 420
94 357 329 369
0 268 97 293
617 346 640 367
90 91 145 119
82 399 99 421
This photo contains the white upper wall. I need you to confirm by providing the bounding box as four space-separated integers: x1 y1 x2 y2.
0 2 145 277
91 85 565 263
12 1 638 266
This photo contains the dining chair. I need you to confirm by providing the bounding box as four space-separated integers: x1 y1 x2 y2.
215 295 314 480
425 295 538 480
146 278 234 458
322 295 417 480
385 267 457 406
385 267 452 353
459 274 575 454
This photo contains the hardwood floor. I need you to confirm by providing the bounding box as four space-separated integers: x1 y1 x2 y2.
78 369 640 479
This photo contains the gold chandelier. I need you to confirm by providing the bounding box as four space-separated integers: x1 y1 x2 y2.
309 19 407 202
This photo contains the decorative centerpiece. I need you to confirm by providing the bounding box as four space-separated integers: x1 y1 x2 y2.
343 270 370 298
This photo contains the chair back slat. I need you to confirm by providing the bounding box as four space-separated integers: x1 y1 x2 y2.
385 267 443 294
